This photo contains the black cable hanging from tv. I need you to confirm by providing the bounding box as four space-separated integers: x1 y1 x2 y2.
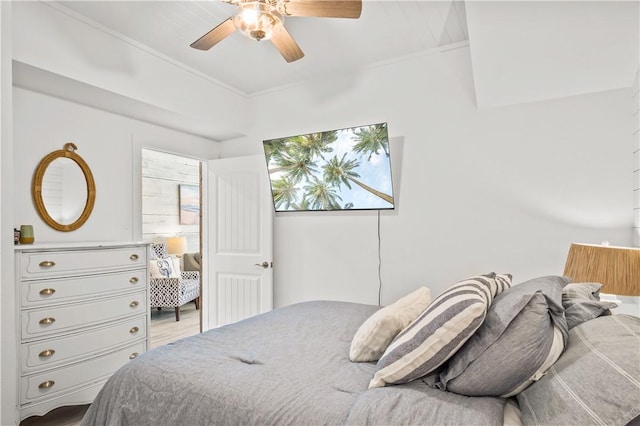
377 210 383 306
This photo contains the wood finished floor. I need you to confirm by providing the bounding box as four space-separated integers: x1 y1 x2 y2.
19 301 200 426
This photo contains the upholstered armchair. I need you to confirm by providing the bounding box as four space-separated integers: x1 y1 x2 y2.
149 243 200 321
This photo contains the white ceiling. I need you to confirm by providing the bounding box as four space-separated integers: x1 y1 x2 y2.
54 0 470 96
466 1 639 109
20 1 639 141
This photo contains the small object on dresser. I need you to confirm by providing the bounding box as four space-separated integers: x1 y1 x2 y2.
19 225 34 244
14 228 20 245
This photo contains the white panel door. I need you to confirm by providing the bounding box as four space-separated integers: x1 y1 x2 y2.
205 155 273 329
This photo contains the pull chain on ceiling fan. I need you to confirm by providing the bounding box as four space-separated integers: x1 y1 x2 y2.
190 0 362 63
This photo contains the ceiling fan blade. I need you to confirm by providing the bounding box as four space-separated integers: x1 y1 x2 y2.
281 0 362 19
190 18 236 51
271 27 305 63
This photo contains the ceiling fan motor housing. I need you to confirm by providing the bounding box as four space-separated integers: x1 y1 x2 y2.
233 1 284 41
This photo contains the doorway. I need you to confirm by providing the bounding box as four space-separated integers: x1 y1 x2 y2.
141 148 202 347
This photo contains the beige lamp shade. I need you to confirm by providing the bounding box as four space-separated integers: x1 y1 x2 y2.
563 243 640 296
166 236 188 256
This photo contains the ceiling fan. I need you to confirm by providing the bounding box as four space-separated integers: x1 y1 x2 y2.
190 0 362 63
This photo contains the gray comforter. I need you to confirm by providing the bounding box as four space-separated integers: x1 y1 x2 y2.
82 301 506 425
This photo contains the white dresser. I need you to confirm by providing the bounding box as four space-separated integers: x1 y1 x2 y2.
14 242 149 420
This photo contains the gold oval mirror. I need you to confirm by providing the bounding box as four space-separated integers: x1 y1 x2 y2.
32 143 96 232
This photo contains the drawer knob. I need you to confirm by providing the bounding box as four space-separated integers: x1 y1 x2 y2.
129 352 139 360
129 254 139 261
39 288 56 296
39 317 56 325
39 349 56 358
129 326 139 334
129 301 139 308
38 260 56 268
129 277 139 284
39 380 55 389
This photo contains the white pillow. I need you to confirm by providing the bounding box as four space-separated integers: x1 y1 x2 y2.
149 257 181 279
171 256 182 276
349 287 432 362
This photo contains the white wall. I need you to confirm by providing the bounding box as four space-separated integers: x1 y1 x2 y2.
633 69 639 246
223 46 634 307
12 87 217 244
0 2 12 424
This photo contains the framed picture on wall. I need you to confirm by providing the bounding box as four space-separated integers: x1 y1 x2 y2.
179 184 200 225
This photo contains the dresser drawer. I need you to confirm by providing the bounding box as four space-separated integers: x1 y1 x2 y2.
21 291 146 340
21 341 145 404
20 246 147 280
21 269 146 308
22 316 147 372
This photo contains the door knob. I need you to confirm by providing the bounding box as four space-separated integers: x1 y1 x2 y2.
254 261 270 268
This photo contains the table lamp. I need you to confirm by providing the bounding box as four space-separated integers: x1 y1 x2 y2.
166 236 188 257
563 243 640 297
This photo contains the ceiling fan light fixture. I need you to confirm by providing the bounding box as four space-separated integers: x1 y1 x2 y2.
191 0 361 63
233 2 283 41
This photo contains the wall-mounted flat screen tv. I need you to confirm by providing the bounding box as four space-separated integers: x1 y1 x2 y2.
263 122 395 212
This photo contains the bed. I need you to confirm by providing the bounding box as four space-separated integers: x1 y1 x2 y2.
81 275 640 426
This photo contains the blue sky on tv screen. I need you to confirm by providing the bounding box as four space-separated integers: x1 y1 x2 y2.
331 129 393 208
264 123 394 211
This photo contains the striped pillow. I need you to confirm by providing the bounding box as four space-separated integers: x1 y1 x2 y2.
369 273 511 388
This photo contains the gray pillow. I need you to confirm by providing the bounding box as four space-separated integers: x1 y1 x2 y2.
437 275 570 397
562 282 617 329
517 314 640 426
563 282 602 300
183 252 201 271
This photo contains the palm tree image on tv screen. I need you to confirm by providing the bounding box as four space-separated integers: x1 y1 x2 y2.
263 122 395 211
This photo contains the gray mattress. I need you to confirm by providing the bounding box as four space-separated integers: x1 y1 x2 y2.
81 301 506 425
